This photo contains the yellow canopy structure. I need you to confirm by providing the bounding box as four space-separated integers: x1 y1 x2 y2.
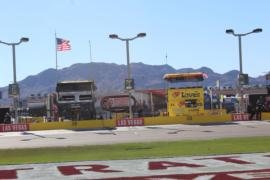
163 72 206 83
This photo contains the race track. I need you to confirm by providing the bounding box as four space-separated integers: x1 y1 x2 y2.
0 121 270 149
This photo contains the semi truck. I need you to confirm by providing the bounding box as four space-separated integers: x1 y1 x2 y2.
55 80 97 120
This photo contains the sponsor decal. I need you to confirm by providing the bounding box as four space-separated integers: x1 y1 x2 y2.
0 153 269 179
172 91 180 97
177 101 185 107
168 88 204 116
181 91 200 98
232 113 250 121
116 118 144 127
0 124 29 132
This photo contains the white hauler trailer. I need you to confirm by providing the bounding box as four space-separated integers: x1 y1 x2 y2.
56 80 96 120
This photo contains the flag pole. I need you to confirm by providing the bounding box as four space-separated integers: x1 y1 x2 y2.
89 40 92 63
89 40 93 80
165 52 168 64
55 32 58 70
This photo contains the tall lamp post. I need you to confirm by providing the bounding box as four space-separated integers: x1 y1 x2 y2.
0 37 29 123
109 33 146 118
226 28 262 112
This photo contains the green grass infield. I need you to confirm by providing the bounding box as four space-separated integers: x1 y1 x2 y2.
1 136 270 165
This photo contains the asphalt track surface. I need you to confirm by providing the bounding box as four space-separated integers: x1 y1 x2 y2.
0 121 270 149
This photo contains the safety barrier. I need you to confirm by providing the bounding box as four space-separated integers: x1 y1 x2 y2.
143 113 231 126
27 113 231 131
262 112 270 121
2 112 269 132
29 119 115 131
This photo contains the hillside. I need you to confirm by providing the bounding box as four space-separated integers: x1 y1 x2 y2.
0 62 267 104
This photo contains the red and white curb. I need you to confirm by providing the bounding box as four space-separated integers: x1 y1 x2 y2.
1 153 270 179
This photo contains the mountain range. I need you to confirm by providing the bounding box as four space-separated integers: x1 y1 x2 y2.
0 62 268 104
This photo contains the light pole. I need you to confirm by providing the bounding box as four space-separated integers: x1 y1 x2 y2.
226 28 262 112
0 37 29 123
109 33 146 118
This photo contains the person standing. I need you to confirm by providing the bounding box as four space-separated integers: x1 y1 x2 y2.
255 96 264 120
247 103 255 120
4 112 11 124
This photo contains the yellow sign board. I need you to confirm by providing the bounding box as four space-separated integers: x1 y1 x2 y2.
167 87 204 116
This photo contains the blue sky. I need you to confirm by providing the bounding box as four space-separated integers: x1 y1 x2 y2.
0 0 269 87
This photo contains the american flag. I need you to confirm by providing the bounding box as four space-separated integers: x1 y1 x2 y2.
56 38 71 51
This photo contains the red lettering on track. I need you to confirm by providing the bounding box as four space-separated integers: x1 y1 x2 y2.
0 168 33 179
95 168 270 180
148 161 204 170
197 156 254 164
58 165 122 175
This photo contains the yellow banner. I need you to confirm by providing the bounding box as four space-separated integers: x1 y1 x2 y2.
167 87 204 116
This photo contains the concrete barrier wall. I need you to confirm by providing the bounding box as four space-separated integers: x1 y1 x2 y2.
23 108 247 132
185 114 231 124
29 119 115 131
26 112 270 132
143 116 185 126
3 112 268 132
262 112 270 121
28 114 231 131
143 114 231 126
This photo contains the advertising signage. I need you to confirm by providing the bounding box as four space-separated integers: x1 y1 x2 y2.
101 95 136 112
125 79 134 90
167 87 204 116
239 73 249 86
8 83 20 97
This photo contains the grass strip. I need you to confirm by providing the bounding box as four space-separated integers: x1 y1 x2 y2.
0 136 270 165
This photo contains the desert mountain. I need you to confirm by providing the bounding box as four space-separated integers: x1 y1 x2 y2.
0 62 267 104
